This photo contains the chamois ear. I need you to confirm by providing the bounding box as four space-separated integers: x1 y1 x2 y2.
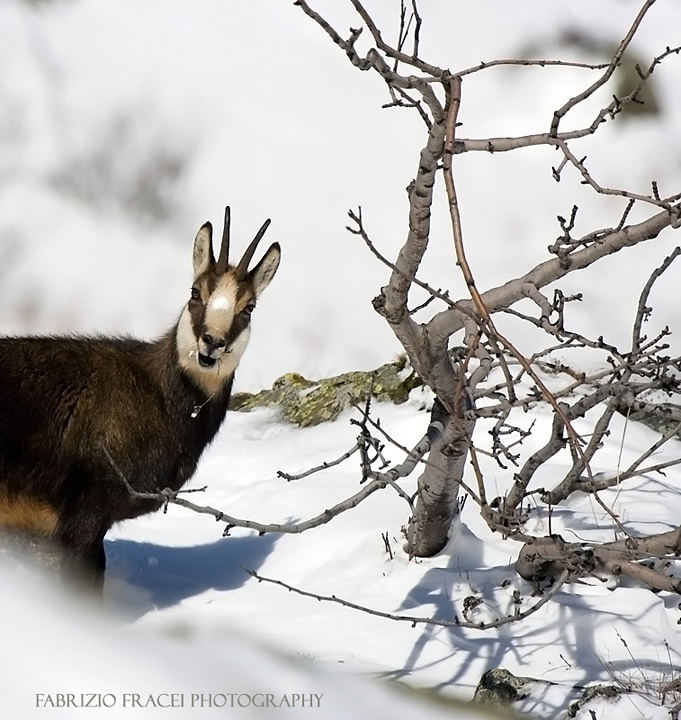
249 242 281 298
193 222 215 279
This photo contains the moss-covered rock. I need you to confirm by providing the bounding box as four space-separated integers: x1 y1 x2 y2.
473 668 539 708
229 356 422 427
567 684 622 718
624 403 681 438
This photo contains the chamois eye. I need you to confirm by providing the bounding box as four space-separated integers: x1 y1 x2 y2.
190 287 200 301
244 303 256 316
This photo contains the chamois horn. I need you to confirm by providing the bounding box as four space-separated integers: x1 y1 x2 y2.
235 218 272 280
216 206 231 273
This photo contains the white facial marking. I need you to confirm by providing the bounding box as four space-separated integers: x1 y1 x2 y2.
204 277 239 332
207 294 233 314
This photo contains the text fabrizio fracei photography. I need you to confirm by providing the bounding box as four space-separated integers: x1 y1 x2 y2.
34 692 324 711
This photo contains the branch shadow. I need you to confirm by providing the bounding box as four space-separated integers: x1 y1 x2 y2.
379 515 679 718
102 534 277 621
386 518 515 684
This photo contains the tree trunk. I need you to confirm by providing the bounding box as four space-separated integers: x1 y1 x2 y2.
406 403 473 557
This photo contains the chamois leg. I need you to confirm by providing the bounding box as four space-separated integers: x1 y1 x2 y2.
58 529 108 595
56 497 109 595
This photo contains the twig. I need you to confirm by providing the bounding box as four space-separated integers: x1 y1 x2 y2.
456 42 681 156
347 207 457 309
277 444 360 481
632 248 681 351
247 568 569 630
347 0 444 78
556 138 679 210
102 409 442 537
549 0 657 136
102 444 404 537
458 57 609 78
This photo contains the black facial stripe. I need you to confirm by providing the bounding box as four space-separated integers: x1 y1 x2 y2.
188 299 205 339
225 313 251 347
189 273 221 339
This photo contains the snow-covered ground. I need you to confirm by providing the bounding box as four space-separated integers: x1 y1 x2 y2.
4 393 681 719
106 394 681 719
2 1 681 718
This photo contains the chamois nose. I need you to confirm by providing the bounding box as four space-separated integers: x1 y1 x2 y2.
201 333 226 353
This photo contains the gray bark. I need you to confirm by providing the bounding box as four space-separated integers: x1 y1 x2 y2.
406 401 474 557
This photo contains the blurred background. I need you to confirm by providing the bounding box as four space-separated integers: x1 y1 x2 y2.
1 0 680 391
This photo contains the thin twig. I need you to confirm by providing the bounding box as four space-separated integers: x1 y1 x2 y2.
550 0 657 136
247 568 569 630
347 207 456 309
457 57 609 78
277 444 360 481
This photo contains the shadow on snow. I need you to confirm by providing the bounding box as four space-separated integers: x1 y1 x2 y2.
379 516 678 719
103 534 277 621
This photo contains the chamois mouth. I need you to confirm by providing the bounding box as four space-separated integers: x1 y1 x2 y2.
197 353 217 369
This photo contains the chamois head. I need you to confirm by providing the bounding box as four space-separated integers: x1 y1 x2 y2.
177 207 280 394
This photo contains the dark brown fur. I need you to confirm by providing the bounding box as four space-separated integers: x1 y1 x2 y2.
0 332 232 588
0 213 280 592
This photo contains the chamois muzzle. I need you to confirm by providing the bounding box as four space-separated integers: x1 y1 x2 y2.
198 353 217 368
198 333 227 367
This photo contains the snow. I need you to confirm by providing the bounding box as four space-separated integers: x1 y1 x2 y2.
6 395 681 719
2 0 681 718
0 558 461 720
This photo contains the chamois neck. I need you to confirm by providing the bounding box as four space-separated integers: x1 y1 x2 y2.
145 327 234 424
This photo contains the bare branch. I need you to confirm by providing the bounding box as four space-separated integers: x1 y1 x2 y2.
102 404 446 537
632 247 681 351
549 0 657 136
103 442 394 536
429 206 679 345
556 138 681 210
456 42 681 155
346 0 445 78
457 57 610 78
248 568 570 631
277 444 360 481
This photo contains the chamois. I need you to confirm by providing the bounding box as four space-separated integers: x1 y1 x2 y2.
0 208 280 590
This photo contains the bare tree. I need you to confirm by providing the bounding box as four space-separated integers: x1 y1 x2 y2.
288 0 681 594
